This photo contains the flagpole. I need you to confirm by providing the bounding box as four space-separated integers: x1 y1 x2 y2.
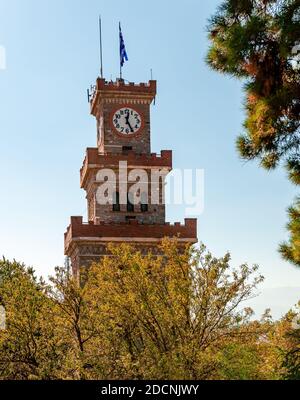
119 22 122 80
99 15 103 78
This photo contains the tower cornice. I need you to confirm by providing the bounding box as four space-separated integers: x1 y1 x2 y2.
80 148 172 190
64 216 197 255
90 78 157 116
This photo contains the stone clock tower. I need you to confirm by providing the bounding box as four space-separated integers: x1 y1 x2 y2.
64 77 197 281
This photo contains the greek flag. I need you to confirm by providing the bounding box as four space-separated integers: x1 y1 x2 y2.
119 22 128 67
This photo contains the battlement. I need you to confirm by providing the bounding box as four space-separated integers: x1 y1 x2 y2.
80 148 172 189
90 78 157 115
64 216 197 254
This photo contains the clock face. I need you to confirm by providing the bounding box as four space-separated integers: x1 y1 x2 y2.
112 107 142 135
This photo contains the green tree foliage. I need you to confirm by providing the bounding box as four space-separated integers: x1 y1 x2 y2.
0 259 61 379
85 240 266 379
282 334 300 379
48 266 101 379
279 198 300 265
0 241 288 380
282 329 300 379
271 305 300 380
207 0 300 266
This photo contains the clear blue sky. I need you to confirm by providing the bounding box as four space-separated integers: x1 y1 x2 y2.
0 0 300 295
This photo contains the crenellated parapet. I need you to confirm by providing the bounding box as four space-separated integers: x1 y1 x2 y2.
65 216 197 255
80 148 172 189
90 78 157 116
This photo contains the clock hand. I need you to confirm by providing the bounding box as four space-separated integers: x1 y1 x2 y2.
127 121 134 132
125 113 134 132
